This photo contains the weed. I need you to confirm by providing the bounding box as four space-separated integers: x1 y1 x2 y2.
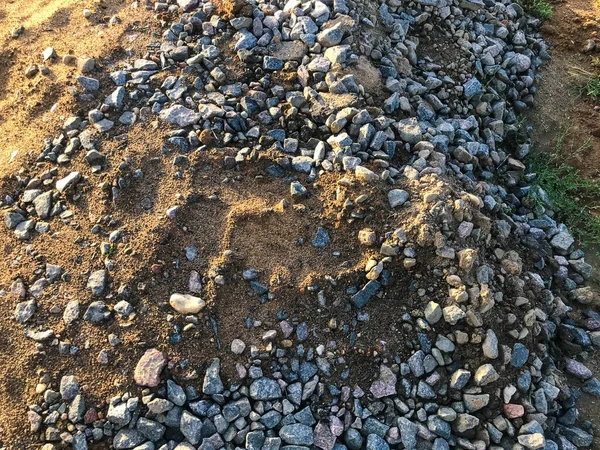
519 0 554 19
585 76 600 100
568 67 600 100
528 129 600 244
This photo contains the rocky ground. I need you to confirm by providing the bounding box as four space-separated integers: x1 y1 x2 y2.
1 0 600 449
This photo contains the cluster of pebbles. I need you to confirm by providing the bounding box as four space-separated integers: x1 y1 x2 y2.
4 0 600 448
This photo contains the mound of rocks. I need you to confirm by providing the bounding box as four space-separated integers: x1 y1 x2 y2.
5 0 600 447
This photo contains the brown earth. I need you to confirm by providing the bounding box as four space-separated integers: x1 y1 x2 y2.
530 0 600 446
530 0 600 176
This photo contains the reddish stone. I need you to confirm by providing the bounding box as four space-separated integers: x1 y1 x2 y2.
134 348 166 387
504 403 524 418
84 408 98 424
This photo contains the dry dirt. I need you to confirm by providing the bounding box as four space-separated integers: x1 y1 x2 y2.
530 0 600 176
528 0 600 446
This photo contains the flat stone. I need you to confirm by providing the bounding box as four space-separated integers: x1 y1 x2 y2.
279 423 314 446
369 365 397 398
159 105 202 127
134 348 167 387
250 378 282 400
388 189 409 208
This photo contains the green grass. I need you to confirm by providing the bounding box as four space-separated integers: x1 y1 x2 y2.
519 0 554 19
584 76 600 100
569 67 600 100
527 129 600 244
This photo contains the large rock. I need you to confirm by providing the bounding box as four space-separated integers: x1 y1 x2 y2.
134 348 167 387
169 293 205 314
249 378 282 400
177 0 199 11
369 365 397 398
203 358 224 394
159 105 201 127
279 423 314 446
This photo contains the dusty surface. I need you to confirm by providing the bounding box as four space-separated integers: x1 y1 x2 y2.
0 0 162 445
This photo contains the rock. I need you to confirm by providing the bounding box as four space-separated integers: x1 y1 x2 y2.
231 339 246 354
550 232 574 253
314 421 336 450
137 417 166 441
482 329 498 359
203 358 224 394
25 64 39 78
397 417 418 449
474 364 499 386
279 423 314 446
351 280 381 308
60 375 80 401
454 414 480 432
395 118 423 144
134 348 166 387
583 377 600 397
317 27 343 47
84 301 110 322
78 57 95 74
565 358 592 380
105 87 126 109
366 434 389 450
169 293 205 314
312 227 331 248
504 403 525 418
87 270 107 296
424 301 442 324
463 394 489 412
15 300 36 323
42 47 56 61
107 402 132 426
443 305 465 325
249 378 282 400
560 426 593 447
113 429 145 449
511 343 529 368
56 172 81 192
345 429 364 450
160 105 202 127
63 300 80 325
388 189 409 208
178 0 199 11
77 76 100 91
355 165 379 183
369 365 397 398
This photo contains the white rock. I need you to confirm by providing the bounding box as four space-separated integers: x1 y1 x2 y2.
231 339 246 354
169 293 206 314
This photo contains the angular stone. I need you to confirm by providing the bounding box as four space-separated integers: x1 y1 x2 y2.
134 348 166 387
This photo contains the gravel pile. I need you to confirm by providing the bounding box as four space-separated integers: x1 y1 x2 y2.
6 0 600 448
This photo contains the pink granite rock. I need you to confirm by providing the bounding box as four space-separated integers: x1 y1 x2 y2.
134 348 166 387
